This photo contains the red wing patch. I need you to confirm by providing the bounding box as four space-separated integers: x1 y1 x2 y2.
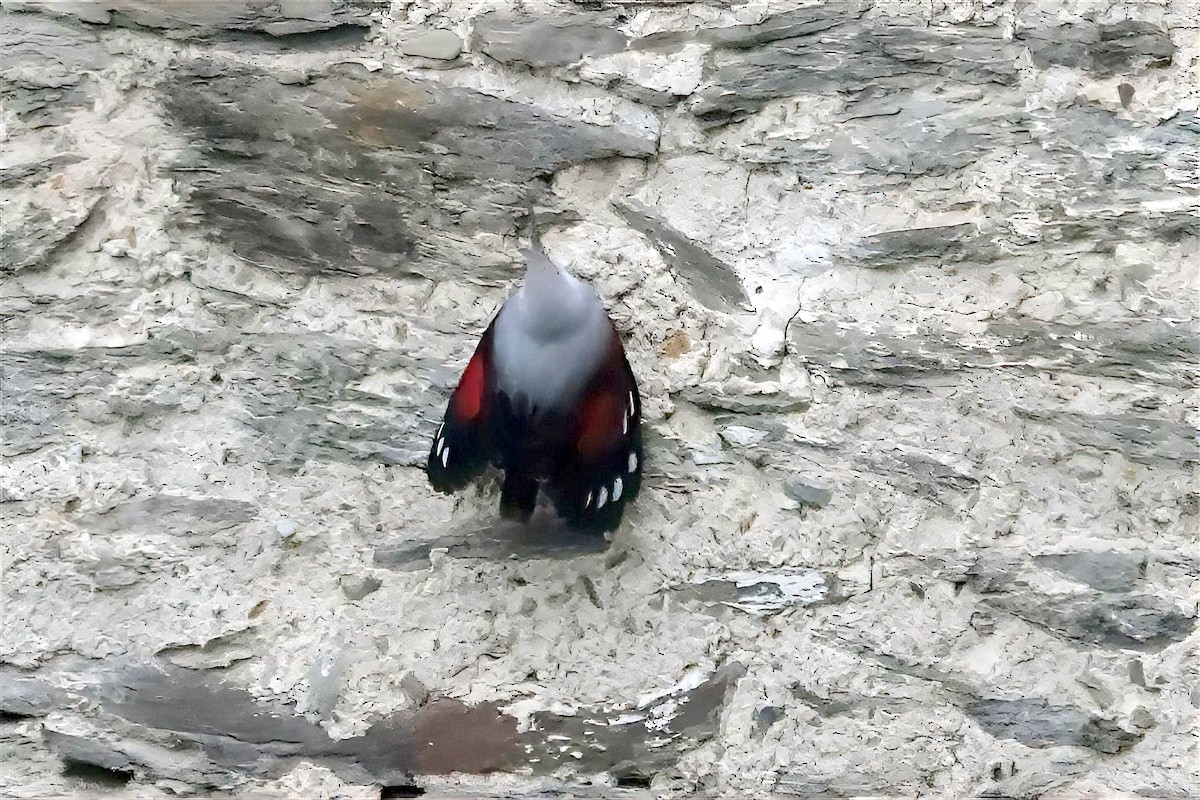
550 334 643 532
452 349 487 422
428 325 496 494
576 390 624 459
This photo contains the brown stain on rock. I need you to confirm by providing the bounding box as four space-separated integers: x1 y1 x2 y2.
343 77 441 149
412 700 520 773
89 658 747 782
662 330 691 358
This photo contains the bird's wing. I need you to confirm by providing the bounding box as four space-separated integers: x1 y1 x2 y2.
427 322 497 493
547 328 643 531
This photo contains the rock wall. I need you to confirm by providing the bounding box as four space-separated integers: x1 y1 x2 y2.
2 0 1197 797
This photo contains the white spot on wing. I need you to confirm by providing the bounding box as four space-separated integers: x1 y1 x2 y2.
435 438 444 457
436 423 444 438
585 490 592 508
612 477 623 501
441 447 450 467
622 416 628 434
596 487 608 508
628 452 638 473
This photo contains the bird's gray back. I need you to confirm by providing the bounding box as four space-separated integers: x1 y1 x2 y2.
492 281 611 412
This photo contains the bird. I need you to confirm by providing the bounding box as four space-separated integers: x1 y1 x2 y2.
426 213 643 532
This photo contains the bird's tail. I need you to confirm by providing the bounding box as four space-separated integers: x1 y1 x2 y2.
500 470 538 522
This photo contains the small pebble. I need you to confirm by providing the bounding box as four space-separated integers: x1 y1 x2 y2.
101 239 130 257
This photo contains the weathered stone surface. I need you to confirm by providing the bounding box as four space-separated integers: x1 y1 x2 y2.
0 16 109 273
1020 20 1175 76
399 29 462 60
0 14 108 121
1035 550 1147 594
7 0 376 38
614 197 750 313
0 671 68 718
686 11 1020 125
165 61 657 282
967 698 1144 753
790 320 1200 390
2 1 1197 798
6 659 741 789
898 550 1197 651
473 11 628 67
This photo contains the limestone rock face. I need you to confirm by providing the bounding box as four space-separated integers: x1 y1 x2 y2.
1 0 1197 797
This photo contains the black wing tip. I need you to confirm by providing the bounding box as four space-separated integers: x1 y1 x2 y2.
426 470 463 494
427 453 488 493
549 461 643 533
426 420 489 494
426 461 464 494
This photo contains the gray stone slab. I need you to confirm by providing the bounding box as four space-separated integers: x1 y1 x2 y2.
165 61 656 282
473 11 627 67
790 320 1200 390
400 29 463 60
1019 20 1175 76
968 698 1143 753
614 198 749 313
8 0 375 39
63 660 746 784
688 16 1020 125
